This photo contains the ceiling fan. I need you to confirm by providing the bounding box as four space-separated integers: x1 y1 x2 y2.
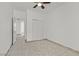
33 2 51 9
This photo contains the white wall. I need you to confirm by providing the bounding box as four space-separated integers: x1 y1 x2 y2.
27 9 44 41
45 3 79 51
0 3 12 55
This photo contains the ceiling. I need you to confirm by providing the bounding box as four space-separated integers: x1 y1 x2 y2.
10 2 64 13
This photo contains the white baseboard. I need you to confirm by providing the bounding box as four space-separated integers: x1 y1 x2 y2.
47 38 79 53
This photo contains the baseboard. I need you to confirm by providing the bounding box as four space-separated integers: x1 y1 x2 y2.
26 38 79 53
26 39 47 43
0 46 12 56
5 42 16 56
4 46 12 56
46 39 79 54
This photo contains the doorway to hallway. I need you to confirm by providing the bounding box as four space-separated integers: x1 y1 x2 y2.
13 17 25 44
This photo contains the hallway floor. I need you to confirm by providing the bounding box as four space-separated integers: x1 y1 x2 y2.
7 39 79 56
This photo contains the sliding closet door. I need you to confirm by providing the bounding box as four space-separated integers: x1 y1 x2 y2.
32 19 43 40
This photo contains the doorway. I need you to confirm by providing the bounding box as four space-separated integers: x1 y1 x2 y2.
13 17 25 44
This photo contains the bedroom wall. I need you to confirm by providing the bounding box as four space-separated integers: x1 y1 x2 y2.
0 3 12 55
45 2 79 51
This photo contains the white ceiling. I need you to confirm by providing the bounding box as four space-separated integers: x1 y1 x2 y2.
10 2 64 13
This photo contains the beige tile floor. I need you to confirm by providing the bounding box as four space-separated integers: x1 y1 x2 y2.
7 39 79 56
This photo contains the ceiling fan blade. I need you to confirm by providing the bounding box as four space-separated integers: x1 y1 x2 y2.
42 2 51 4
33 4 38 8
41 5 45 9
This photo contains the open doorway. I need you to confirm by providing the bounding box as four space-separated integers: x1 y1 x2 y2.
12 10 26 45
12 17 25 44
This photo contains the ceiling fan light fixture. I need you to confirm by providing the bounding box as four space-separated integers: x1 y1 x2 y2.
33 2 51 9
38 3 42 6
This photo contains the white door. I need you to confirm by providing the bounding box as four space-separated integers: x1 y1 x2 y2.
32 19 43 40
